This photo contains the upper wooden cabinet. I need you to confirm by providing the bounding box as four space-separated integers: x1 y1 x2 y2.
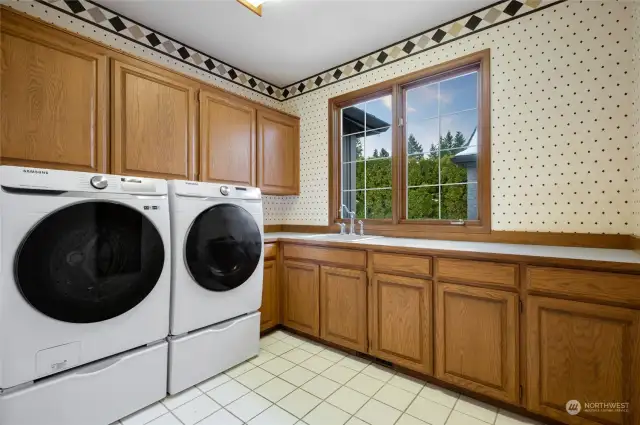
257 109 300 195
370 273 433 374
282 260 320 336
111 59 196 179
527 296 640 425
0 13 108 172
435 282 519 404
260 259 278 332
199 90 256 186
320 266 367 352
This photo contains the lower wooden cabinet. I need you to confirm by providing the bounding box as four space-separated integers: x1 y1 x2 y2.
435 282 519 403
370 273 433 374
282 260 320 336
526 296 640 425
320 266 367 352
260 259 278 332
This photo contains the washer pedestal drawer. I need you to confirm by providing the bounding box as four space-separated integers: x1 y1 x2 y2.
168 312 260 394
0 341 168 425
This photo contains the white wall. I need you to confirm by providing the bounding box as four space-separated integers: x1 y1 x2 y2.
273 1 635 235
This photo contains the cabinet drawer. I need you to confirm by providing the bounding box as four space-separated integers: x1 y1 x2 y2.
436 258 518 288
283 244 365 269
527 266 640 307
264 244 277 259
371 252 432 278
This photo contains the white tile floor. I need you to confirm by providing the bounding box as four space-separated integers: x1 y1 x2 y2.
115 331 543 425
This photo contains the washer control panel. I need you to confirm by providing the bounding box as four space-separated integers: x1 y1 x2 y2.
90 175 108 190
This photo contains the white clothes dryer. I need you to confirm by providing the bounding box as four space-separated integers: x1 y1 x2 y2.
167 180 263 335
0 166 171 390
167 180 263 394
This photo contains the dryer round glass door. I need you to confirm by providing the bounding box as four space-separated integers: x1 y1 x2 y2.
185 204 262 292
15 201 165 323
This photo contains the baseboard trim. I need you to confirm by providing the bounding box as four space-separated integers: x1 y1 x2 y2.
264 224 634 250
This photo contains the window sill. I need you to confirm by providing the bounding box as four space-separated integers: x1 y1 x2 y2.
334 219 491 237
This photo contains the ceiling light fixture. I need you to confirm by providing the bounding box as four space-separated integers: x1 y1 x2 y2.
237 0 269 16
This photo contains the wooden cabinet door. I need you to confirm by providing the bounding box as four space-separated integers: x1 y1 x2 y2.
256 109 299 195
282 260 319 336
370 273 433 374
435 282 519 403
320 266 367 352
0 11 107 172
199 90 256 186
112 59 196 179
527 296 640 425
260 259 278 332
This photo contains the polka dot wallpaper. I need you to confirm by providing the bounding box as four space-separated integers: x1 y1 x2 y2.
633 2 640 237
276 0 636 234
7 1 637 234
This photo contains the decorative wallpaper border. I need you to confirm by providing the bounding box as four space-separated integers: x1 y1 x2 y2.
35 0 284 99
279 0 563 100
32 0 563 102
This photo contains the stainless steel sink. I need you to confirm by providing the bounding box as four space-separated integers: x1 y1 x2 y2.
304 234 381 242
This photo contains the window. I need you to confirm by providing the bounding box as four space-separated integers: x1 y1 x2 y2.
341 95 393 219
405 70 479 221
329 50 490 234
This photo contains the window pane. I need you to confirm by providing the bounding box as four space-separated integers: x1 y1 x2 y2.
365 127 392 159
366 158 392 189
343 132 364 162
406 82 438 121
439 72 478 115
366 189 393 219
407 186 439 220
365 95 392 130
408 155 438 187
342 103 366 135
441 183 477 220
342 162 365 191
439 151 476 185
406 118 438 157
439 109 477 152
342 190 365 219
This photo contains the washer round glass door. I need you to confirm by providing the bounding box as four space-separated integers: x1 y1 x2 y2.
15 201 165 324
185 204 262 292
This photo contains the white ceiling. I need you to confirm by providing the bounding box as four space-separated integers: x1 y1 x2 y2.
98 0 496 87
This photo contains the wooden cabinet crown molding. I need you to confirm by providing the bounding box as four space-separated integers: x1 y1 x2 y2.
111 58 197 180
1 12 108 172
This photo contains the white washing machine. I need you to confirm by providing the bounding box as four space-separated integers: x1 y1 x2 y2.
167 180 262 394
0 166 171 424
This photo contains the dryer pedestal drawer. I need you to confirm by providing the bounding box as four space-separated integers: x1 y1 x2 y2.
168 312 260 394
0 341 168 425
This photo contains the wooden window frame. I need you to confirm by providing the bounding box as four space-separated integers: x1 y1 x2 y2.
328 49 491 236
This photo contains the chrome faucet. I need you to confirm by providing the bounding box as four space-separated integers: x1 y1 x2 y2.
341 204 356 235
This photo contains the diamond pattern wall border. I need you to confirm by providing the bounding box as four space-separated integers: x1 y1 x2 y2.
33 0 561 102
37 0 282 99
280 0 563 100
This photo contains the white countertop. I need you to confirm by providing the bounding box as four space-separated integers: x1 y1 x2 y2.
263 232 640 265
